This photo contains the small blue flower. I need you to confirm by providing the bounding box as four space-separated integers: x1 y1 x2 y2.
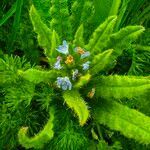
81 51 90 59
56 77 72 90
54 59 62 70
82 61 90 71
72 69 79 81
56 40 69 55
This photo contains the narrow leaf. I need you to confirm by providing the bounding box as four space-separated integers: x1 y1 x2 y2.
86 16 117 53
18 68 59 84
90 49 113 74
106 26 145 70
73 24 84 47
18 108 54 149
108 26 145 49
93 100 150 144
63 90 89 126
30 5 52 58
93 75 150 99
49 30 60 64
75 73 91 88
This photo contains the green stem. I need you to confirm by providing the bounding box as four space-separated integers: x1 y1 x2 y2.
96 124 103 140
109 0 121 16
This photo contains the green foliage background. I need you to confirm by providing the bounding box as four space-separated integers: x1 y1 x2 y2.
0 0 150 150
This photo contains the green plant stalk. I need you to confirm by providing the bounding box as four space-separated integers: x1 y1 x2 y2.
109 0 121 16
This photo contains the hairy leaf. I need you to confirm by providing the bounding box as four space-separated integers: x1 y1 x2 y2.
18 68 59 84
30 5 52 58
73 24 84 47
93 100 150 144
106 26 145 70
93 75 150 99
91 49 113 74
63 90 89 126
49 30 60 64
108 26 145 49
86 16 117 53
75 73 91 89
18 107 54 149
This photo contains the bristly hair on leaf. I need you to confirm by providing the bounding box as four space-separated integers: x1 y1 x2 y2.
1 1 150 150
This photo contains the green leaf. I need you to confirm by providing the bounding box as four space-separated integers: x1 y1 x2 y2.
63 90 89 126
133 44 150 52
108 26 145 49
104 26 145 70
79 0 95 40
97 140 109 150
70 0 85 35
50 0 72 40
90 49 113 74
49 30 60 64
73 24 84 47
18 107 54 149
115 0 131 30
109 0 121 16
93 100 150 144
75 73 91 89
86 16 117 53
18 68 59 84
32 0 51 24
29 5 52 58
93 75 150 99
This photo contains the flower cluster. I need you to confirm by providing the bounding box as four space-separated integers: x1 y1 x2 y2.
54 40 91 91
82 61 90 71
56 77 72 90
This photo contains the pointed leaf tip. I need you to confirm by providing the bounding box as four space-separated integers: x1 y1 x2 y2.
63 90 90 126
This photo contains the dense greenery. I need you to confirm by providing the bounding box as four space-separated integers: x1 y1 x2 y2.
0 0 150 149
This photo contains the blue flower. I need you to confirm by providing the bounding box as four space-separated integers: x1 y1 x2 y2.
82 61 90 71
54 59 62 70
72 69 79 81
81 51 90 59
56 40 69 55
56 77 72 90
